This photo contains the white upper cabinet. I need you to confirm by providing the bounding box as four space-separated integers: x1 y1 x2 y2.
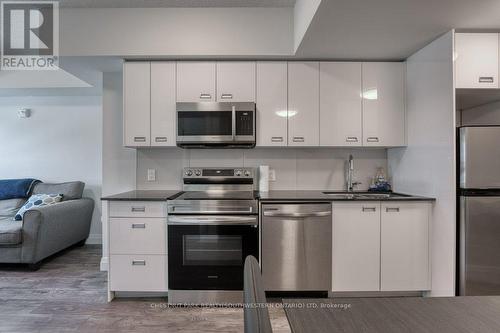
332 202 381 292
256 62 288 147
362 62 405 147
320 62 362 146
176 62 216 102
455 33 499 89
151 62 176 147
216 62 256 102
380 202 431 291
288 62 320 146
123 62 151 147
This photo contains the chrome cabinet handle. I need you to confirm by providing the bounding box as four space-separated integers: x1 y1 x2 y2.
386 207 400 212
271 137 284 142
220 93 233 99
132 260 146 266
131 223 146 229
362 207 377 212
134 137 146 142
367 137 379 143
479 77 494 83
346 137 358 142
200 93 212 99
155 137 167 142
293 136 305 142
131 207 146 213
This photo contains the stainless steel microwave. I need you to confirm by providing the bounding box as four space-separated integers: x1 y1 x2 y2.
176 102 256 148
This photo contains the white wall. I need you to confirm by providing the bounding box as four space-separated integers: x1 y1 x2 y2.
293 0 322 52
0 93 103 244
136 148 388 191
100 72 136 270
461 100 500 126
60 8 293 57
388 31 456 296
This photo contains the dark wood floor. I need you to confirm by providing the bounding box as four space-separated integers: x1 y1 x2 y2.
0 245 290 333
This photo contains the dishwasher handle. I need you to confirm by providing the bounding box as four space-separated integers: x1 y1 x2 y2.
263 211 331 218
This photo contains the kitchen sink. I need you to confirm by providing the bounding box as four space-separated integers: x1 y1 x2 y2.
322 192 407 199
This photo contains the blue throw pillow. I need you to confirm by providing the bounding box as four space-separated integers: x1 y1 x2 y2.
15 194 63 221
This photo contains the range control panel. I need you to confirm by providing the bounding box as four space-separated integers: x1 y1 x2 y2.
183 167 254 178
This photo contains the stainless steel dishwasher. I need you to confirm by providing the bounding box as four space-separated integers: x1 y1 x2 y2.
261 203 332 291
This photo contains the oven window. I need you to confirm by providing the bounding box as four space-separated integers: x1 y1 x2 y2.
183 235 242 266
178 111 232 136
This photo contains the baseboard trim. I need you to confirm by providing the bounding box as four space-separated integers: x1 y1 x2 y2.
86 234 102 245
100 256 108 271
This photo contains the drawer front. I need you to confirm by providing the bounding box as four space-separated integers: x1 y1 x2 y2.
109 201 166 218
110 255 167 292
109 218 166 255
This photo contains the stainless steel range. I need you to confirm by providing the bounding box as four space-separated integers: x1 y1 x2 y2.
167 167 259 304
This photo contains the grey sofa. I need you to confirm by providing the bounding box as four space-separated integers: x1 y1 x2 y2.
0 181 94 270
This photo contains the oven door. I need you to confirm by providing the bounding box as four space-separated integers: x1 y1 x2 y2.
167 216 259 290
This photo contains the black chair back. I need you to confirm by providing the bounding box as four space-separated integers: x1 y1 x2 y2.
243 255 273 333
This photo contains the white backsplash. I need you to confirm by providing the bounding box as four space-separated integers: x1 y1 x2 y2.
136 148 388 191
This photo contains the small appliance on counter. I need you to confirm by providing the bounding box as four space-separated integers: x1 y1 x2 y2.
167 167 259 304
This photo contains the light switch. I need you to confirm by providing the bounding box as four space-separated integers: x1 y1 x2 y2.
147 169 156 181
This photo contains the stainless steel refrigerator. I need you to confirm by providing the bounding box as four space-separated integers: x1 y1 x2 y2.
459 126 500 295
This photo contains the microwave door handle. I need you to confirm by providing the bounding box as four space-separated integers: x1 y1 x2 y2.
232 105 236 141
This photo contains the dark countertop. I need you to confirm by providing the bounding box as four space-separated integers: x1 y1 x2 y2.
257 190 435 202
101 190 182 201
101 189 435 202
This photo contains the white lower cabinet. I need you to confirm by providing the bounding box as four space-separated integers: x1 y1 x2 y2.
109 218 166 255
380 202 431 291
108 201 168 293
332 202 381 292
110 254 167 292
332 201 431 293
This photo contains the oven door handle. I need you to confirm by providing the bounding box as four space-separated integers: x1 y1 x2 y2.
170 207 254 214
167 215 258 226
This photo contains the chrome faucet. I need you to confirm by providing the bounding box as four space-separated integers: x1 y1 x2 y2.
346 154 361 192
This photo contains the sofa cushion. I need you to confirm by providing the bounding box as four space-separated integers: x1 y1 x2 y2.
0 219 22 245
33 182 84 201
0 198 26 218
15 194 63 221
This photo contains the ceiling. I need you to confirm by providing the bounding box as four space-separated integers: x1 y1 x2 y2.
296 0 500 60
56 0 295 8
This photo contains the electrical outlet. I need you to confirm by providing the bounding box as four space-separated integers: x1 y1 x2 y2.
147 169 156 182
269 169 276 181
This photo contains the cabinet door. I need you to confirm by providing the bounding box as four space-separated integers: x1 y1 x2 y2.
151 62 176 146
362 62 405 147
320 62 362 146
123 62 151 147
256 62 288 146
288 62 320 146
455 33 499 89
216 62 256 102
381 202 431 291
332 202 380 292
176 62 216 102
